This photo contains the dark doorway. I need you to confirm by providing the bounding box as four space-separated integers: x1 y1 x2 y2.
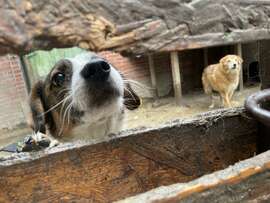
248 61 260 83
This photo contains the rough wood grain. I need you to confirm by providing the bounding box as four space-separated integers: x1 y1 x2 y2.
0 0 270 55
0 108 258 202
118 151 270 203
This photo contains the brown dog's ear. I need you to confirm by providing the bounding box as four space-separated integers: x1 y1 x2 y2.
237 56 243 64
124 83 141 110
219 55 228 65
28 81 46 134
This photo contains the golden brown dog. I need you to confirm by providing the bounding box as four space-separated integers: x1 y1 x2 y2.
202 54 243 108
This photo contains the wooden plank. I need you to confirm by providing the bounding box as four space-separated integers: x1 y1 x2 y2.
117 150 270 203
0 108 258 203
170 51 182 105
148 54 158 98
235 43 244 91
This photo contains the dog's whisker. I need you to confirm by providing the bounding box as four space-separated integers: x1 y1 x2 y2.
67 102 73 127
58 91 74 135
40 95 72 116
60 97 68 113
60 97 71 120
59 101 73 136
57 88 71 96
60 93 73 118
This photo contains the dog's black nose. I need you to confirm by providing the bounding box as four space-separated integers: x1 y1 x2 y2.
233 64 237 69
81 60 110 81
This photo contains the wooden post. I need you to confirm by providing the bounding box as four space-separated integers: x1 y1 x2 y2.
203 48 208 68
258 40 270 89
170 51 182 105
236 43 244 91
148 54 158 98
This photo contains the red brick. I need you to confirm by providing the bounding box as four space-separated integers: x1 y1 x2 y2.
0 55 27 130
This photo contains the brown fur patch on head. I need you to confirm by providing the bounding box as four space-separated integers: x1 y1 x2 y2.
219 55 230 66
28 59 74 137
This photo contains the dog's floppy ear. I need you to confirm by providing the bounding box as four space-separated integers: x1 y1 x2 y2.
28 81 46 134
219 55 228 65
237 56 243 64
124 83 141 110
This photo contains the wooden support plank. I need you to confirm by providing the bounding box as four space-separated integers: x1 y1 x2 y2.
170 51 182 105
235 43 244 91
148 54 158 98
0 108 258 203
203 48 208 68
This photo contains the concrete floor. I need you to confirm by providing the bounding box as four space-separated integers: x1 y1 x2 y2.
0 84 260 158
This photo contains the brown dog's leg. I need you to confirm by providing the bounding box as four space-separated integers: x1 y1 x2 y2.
229 90 234 100
209 94 215 109
225 93 232 107
220 92 231 108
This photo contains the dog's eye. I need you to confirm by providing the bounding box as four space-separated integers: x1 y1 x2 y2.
52 73 65 86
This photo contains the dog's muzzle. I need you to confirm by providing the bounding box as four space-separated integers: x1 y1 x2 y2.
80 60 111 82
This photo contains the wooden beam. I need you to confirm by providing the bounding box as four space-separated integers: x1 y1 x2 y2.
148 54 158 98
0 108 258 203
170 51 182 105
236 43 244 91
203 48 208 68
117 150 270 203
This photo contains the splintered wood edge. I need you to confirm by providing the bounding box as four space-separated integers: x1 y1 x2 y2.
0 107 248 167
116 150 270 203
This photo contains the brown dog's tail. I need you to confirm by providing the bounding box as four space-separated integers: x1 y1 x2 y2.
202 72 212 95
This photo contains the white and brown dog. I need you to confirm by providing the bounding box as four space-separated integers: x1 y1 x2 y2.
28 52 140 146
202 54 243 108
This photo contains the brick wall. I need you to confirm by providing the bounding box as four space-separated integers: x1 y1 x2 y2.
0 55 28 129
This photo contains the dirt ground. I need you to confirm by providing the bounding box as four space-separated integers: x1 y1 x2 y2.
125 85 260 129
0 85 260 157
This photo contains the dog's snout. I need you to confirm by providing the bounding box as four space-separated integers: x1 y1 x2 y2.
232 63 237 69
81 60 110 81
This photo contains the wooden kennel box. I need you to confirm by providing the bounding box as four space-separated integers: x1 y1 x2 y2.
0 107 269 203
